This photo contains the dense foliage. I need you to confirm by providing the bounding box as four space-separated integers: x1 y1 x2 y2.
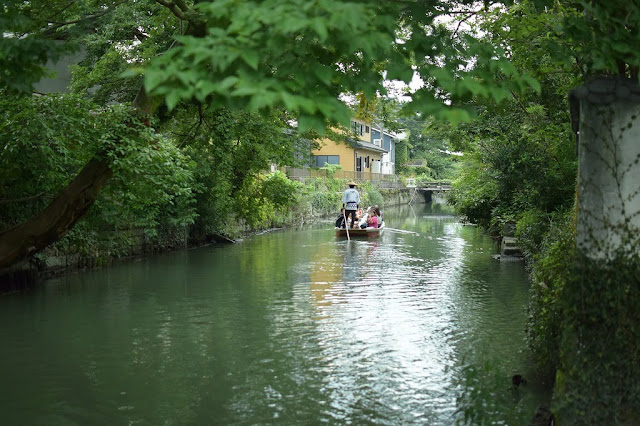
142 0 540 131
0 92 309 257
0 94 198 255
441 0 579 234
1 0 544 269
525 208 640 423
160 105 304 236
446 100 576 234
3 0 640 421
399 117 460 182
443 1 640 422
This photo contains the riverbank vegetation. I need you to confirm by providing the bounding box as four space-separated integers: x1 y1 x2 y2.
3 0 640 422
0 91 382 272
441 2 640 422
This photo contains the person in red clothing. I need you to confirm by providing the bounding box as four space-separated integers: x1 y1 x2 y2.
367 213 378 229
373 206 383 227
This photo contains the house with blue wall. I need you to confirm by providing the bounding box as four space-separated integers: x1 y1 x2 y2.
312 117 397 176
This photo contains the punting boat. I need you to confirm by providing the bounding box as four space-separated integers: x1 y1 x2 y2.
335 222 385 238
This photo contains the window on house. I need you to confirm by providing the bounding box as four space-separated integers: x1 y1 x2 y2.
314 155 340 167
365 126 370 133
350 121 364 136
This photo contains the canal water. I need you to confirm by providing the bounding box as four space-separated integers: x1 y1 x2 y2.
0 203 548 425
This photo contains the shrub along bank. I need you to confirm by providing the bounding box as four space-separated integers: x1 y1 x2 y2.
522 207 640 423
0 95 416 291
0 168 400 291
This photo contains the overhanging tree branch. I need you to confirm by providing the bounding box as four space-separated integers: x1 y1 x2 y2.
155 0 188 20
41 0 127 36
173 0 190 13
0 12 206 270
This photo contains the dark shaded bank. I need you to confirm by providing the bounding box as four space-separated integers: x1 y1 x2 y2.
0 228 231 294
0 188 421 294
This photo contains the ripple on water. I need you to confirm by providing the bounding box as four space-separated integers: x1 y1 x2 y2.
0 208 544 425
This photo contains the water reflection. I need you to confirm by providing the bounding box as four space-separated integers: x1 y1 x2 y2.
0 203 548 425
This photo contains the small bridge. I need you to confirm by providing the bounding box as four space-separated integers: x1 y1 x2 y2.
419 182 452 191
405 179 451 190
404 180 452 203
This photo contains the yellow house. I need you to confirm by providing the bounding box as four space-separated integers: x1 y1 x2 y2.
311 118 389 174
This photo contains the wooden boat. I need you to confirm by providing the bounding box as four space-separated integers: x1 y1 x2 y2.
335 222 385 237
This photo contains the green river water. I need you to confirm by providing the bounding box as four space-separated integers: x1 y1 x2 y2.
0 203 549 425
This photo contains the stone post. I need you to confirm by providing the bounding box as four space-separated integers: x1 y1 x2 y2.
570 77 640 259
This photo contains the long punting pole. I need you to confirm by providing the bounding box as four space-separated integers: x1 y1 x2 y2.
343 210 350 241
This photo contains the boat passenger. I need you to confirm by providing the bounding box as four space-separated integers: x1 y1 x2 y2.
335 208 346 228
358 212 369 228
367 214 378 229
358 207 371 228
373 206 383 227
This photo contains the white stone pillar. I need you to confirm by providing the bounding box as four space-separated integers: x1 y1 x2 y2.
572 78 640 258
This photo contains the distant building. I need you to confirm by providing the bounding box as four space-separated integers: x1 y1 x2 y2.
311 117 398 175
33 45 85 94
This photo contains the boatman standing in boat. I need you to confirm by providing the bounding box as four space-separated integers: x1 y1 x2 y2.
342 181 360 229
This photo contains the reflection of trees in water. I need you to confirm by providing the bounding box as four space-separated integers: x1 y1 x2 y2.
386 203 456 235
399 207 537 423
6 215 541 424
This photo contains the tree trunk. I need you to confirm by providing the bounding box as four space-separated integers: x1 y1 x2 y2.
0 7 204 271
0 157 113 269
0 80 160 270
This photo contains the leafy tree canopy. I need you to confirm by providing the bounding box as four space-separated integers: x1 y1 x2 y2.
2 0 638 270
4 0 545 129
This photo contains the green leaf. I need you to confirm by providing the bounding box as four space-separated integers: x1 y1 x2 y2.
488 87 510 103
298 115 326 133
437 108 472 124
313 65 333 86
120 67 145 79
231 83 259 97
311 18 328 41
195 80 218 103
457 78 488 97
240 50 260 70
280 92 298 110
165 90 182 111
248 90 277 110
218 76 239 92
386 60 413 83
522 75 541 93
144 69 167 93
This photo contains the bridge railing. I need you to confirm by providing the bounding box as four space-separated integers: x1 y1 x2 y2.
420 182 452 190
